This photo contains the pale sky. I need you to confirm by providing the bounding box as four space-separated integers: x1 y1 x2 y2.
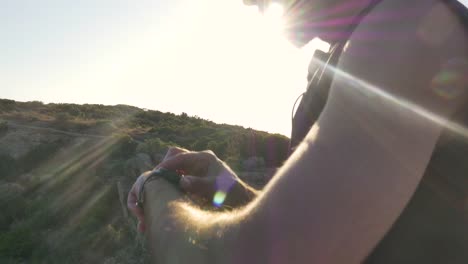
0 0 332 136
1 0 468 136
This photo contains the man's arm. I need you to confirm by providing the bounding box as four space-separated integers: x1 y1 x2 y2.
144 99 457 264
142 1 468 263
143 96 445 264
143 179 245 264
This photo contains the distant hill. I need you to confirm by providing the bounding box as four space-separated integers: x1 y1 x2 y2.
0 98 289 263
0 99 289 167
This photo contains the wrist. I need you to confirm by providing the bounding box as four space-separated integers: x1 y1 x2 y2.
143 179 184 230
137 168 183 209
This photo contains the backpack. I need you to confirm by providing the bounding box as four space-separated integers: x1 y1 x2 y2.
289 1 468 263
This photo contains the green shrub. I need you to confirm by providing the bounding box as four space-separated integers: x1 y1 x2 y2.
19 140 64 173
136 137 169 157
23 101 44 110
55 112 71 122
0 183 26 229
0 99 16 112
0 98 292 263
111 134 138 159
0 120 8 135
225 156 241 172
0 154 17 180
0 226 37 259
94 120 116 134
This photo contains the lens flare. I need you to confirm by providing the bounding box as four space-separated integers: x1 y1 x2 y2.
213 191 227 207
312 57 468 139
263 3 285 32
431 58 468 100
265 3 284 18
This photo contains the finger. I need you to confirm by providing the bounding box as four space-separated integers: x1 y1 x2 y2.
127 188 145 220
128 190 146 233
154 147 190 170
129 172 150 207
179 175 215 198
163 147 189 160
157 152 204 174
127 172 153 233
127 188 137 211
161 151 221 177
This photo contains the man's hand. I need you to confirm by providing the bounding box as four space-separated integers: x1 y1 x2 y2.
160 149 258 209
127 147 257 233
127 147 188 232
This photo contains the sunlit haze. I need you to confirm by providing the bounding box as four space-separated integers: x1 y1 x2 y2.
1 0 329 136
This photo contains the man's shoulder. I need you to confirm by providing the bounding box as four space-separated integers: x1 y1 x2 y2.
334 0 467 115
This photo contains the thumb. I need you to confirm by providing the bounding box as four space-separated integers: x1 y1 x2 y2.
179 175 214 198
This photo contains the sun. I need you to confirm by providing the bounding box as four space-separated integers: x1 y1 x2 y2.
265 3 284 20
262 3 285 35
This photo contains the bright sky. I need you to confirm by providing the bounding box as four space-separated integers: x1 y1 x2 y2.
0 0 326 136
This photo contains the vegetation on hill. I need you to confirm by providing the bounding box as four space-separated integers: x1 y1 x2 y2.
0 98 289 263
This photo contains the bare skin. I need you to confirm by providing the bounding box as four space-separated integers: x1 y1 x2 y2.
128 0 468 263
127 147 258 232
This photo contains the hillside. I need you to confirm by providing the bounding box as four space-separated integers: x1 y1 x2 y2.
0 98 289 263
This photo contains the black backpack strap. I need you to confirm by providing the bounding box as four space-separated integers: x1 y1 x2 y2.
289 0 384 153
289 45 340 152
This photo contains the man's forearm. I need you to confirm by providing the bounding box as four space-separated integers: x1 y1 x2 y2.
143 179 242 264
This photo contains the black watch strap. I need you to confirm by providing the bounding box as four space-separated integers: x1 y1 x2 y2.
136 168 183 208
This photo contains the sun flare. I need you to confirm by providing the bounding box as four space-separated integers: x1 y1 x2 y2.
263 3 285 34
4 0 328 136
